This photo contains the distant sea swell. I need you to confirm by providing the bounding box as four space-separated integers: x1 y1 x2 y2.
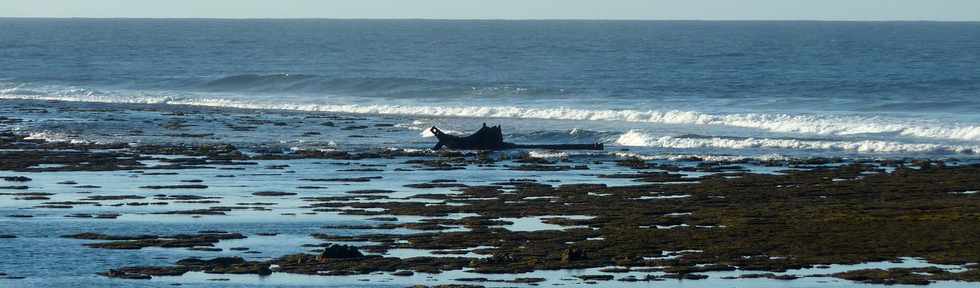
196 74 556 100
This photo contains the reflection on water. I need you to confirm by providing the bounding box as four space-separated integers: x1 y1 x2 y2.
0 141 962 287
143 258 975 288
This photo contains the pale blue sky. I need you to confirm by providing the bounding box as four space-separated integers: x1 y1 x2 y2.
2 0 979 21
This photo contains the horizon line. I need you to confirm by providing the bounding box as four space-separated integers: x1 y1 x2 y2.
1 16 978 23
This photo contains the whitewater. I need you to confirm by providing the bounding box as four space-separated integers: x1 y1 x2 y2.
3 91 979 158
3 89 979 140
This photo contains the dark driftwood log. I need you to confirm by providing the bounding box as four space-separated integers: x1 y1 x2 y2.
430 124 604 151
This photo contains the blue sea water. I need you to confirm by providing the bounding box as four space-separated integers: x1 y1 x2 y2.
2 19 980 159
4 19 980 288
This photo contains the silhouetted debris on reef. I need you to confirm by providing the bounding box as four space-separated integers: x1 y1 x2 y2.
430 124 603 151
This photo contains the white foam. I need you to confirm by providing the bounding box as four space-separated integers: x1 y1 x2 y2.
394 121 463 138
527 151 569 159
950 191 978 195
24 131 92 144
614 130 978 155
610 151 789 162
3 92 980 142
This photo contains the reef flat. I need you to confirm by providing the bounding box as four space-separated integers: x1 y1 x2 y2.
1 104 979 287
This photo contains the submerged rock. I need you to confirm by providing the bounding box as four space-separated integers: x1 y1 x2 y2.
68 232 246 250
0 176 31 182
251 191 297 196
139 185 208 189
576 275 614 281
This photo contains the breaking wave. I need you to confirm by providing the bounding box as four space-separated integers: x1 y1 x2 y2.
3 87 980 144
23 131 93 144
611 151 790 162
614 130 978 155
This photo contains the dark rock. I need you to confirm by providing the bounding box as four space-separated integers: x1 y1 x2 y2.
367 217 399 222
663 273 709 280
140 185 208 189
95 213 120 219
1 176 31 182
316 244 364 261
392 270 414 276
99 266 189 279
188 247 222 252
576 275 614 281
300 177 382 182
561 248 587 263
83 195 146 201
337 168 384 172
346 189 395 194
74 232 245 250
251 191 297 196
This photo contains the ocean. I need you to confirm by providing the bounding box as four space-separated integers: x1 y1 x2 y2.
2 19 980 159
4 19 980 288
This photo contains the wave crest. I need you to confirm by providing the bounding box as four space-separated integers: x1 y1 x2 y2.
614 130 977 155
2 89 980 143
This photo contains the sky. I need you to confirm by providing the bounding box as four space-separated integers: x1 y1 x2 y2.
1 0 979 21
